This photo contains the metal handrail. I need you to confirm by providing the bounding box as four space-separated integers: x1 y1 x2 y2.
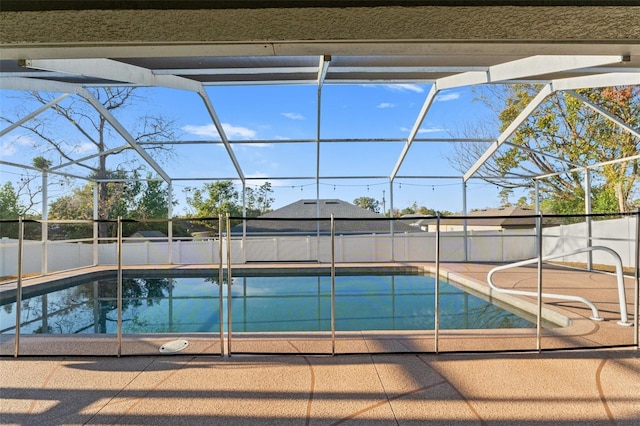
487 246 631 326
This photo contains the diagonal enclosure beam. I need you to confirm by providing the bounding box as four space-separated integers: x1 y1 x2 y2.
464 84 554 181
0 76 81 93
20 58 249 184
198 87 245 183
23 59 201 92
49 145 130 172
0 93 71 138
76 87 171 183
390 85 438 180
436 55 624 90
552 72 640 92
566 90 640 140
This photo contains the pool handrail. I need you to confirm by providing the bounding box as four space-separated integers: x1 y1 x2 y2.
487 246 631 326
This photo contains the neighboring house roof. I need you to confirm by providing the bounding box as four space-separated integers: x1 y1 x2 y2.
232 199 416 235
405 207 544 229
130 230 167 239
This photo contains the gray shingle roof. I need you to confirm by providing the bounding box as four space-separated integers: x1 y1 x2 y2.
232 199 416 235
407 206 543 229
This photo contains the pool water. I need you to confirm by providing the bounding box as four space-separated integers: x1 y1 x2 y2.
0 274 534 334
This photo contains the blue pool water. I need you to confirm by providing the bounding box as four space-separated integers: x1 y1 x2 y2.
0 273 534 334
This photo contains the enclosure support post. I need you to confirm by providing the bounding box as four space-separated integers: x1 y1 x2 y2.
462 179 468 262
242 183 247 264
116 217 123 357
14 217 24 358
536 213 543 352
219 215 225 357
168 182 173 265
41 172 48 275
93 182 99 266
389 180 395 261
226 214 233 356
330 214 336 355
435 213 441 354
534 180 540 255
584 169 593 271
634 208 639 348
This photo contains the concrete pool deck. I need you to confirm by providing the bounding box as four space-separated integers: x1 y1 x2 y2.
1 349 639 425
1 262 639 424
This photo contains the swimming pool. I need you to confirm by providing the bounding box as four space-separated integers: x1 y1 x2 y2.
0 272 535 334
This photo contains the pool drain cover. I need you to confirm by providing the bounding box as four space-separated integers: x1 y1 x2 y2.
159 339 189 354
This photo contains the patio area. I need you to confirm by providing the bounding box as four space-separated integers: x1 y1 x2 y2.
1 348 638 425
1 260 639 424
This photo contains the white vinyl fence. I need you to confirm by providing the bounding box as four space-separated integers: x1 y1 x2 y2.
1 216 637 277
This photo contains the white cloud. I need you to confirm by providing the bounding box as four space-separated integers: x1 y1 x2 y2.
377 103 395 109
437 92 461 102
418 127 445 134
282 112 304 120
0 141 17 156
182 124 218 137
224 123 257 139
383 84 424 93
237 142 273 148
0 134 36 157
182 123 257 139
400 126 445 134
71 142 97 154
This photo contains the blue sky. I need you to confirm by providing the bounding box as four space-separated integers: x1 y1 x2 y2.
0 83 519 215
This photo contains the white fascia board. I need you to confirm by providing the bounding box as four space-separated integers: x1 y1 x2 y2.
0 76 80 93
552 72 640 91
463 84 554 181
153 67 320 76
25 59 201 92
488 55 624 82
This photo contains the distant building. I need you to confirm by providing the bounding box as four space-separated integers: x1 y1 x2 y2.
404 207 544 232
129 230 167 241
231 199 416 235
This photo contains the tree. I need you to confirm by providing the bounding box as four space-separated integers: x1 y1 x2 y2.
245 182 275 216
0 182 25 238
398 201 438 216
353 196 380 213
49 174 172 238
498 188 513 207
0 182 24 219
449 85 639 214
185 180 242 232
2 88 178 236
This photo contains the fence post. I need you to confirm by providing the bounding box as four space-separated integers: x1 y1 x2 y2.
218 215 225 356
117 217 123 357
226 214 233 356
435 213 440 354
331 214 336 355
13 217 24 358
536 213 543 352
635 208 639 348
